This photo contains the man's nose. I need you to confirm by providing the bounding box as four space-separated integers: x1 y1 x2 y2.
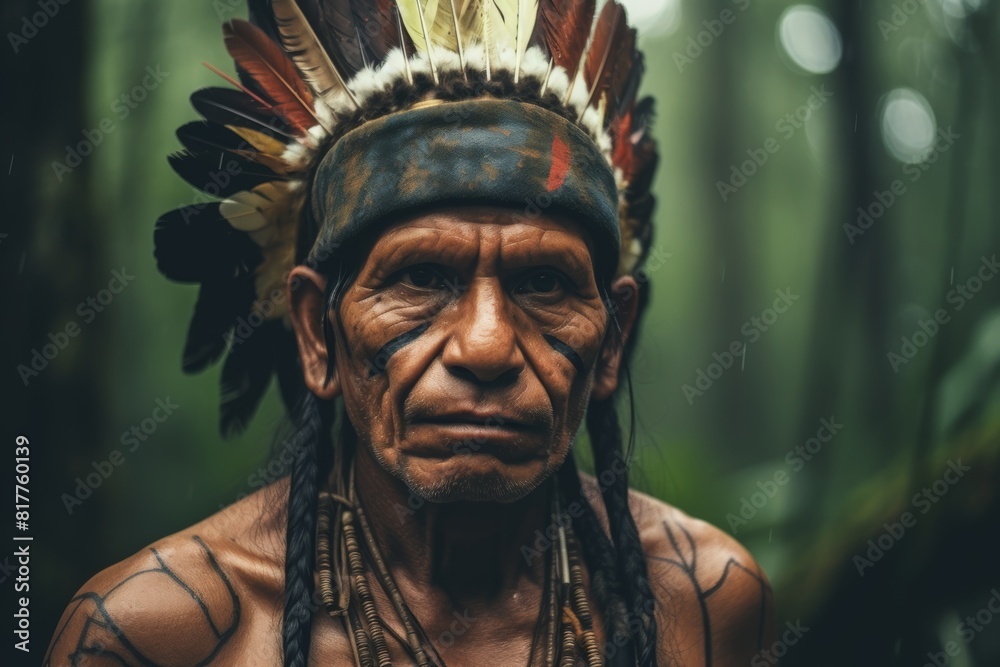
441 278 525 385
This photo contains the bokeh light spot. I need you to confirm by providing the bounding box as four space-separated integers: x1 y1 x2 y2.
880 88 938 163
777 5 843 74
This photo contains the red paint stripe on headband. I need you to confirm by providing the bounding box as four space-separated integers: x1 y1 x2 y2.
547 134 571 192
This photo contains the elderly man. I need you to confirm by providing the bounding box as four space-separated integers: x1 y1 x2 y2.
46 1 774 665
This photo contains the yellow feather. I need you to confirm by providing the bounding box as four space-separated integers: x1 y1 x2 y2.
476 0 537 77
397 0 484 55
225 126 288 157
395 0 442 53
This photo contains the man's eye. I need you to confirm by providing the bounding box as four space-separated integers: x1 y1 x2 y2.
400 265 447 290
516 271 564 295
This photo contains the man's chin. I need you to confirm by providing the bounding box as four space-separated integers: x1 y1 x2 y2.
396 455 552 503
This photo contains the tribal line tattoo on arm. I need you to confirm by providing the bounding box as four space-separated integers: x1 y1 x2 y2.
647 520 772 666
44 536 241 667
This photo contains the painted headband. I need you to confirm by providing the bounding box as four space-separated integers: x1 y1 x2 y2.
308 98 621 275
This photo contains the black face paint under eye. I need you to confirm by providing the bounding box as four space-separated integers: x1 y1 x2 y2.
367 322 432 378
543 334 586 375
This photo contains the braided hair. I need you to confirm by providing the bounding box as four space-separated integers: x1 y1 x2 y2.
281 69 660 666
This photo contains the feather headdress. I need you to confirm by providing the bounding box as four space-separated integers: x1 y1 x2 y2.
155 0 658 435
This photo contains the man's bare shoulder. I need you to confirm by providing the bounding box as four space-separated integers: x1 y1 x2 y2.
44 481 288 666
580 474 776 665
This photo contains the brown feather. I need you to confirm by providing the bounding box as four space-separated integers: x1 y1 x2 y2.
352 0 410 61
223 19 320 134
582 1 628 112
604 27 639 127
272 0 359 112
303 0 368 78
536 0 595 78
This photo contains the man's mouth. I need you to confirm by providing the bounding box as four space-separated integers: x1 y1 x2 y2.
405 410 549 462
412 410 534 428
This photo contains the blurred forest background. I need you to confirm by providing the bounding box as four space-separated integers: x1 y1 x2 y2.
3 0 999 664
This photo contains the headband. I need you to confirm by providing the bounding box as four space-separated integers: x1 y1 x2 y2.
308 99 621 276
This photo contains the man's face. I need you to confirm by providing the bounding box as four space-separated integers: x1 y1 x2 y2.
317 207 619 503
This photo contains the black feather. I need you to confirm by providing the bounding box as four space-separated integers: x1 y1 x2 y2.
153 204 261 284
175 121 291 181
182 278 257 374
247 0 281 43
615 51 644 119
628 97 657 196
167 151 284 197
297 0 367 77
189 87 295 140
351 0 408 63
177 121 255 157
631 96 655 131
220 318 281 436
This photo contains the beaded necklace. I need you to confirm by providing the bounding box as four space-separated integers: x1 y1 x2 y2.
314 461 603 666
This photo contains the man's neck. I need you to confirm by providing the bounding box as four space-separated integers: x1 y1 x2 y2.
353 446 551 600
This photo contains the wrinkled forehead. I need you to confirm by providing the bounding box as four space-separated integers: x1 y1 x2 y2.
360 207 599 276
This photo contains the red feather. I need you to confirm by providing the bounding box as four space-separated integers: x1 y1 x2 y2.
583 1 635 115
223 19 319 135
611 111 635 180
537 0 596 79
612 97 658 192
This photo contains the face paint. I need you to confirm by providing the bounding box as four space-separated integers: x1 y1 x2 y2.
333 209 612 503
542 334 587 376
367 322 432 378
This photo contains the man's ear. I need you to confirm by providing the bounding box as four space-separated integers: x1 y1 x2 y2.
287 265 341 400
591 274 640 401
